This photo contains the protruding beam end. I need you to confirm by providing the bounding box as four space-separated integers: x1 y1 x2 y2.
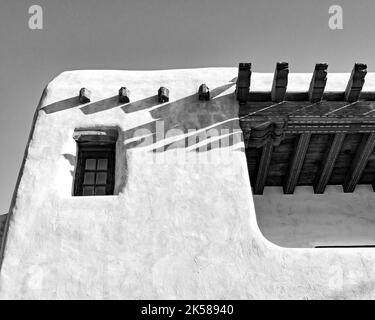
79 88 91 103
309 63 328 103
345 63 367 102
119 87 130 103
158 87 169 103
198 84 210 101
236 63 252 104
271 62 289 102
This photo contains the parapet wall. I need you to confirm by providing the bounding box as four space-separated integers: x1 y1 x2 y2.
1 68 375 299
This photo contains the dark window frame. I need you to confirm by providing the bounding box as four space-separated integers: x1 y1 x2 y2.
73 129 118 197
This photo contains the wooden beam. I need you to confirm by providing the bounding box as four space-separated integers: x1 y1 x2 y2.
322 92 345 101
285 92 308 101
236 63 251 104
158 87 169 103
284 133 311 194
245 91 375 102
271 62 289 102
79 88 91 103
314 133 346 194
309 63 328 103
244 91 375 102
343 132 375 192
119 87 130 103
198 84 210 101
345 63 367 102
360 92 375 101
253 141 273 195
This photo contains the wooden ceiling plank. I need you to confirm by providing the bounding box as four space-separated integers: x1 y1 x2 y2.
343 132 375 192
314 133 346 194
345 63 367 103
271 62 289 102
283 133 311 194
309 63 328 103
253 141 274 195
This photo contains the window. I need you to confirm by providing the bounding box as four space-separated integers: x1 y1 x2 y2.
73 129 117 196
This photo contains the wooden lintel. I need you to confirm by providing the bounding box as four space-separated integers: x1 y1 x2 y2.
253 141 273 195
343 132 375 192
345 63 367 102
314 133 346 194
283 133 311 194
246 91 375 102
248 92 272 101
360 92 375 101
271 62 289 102
309 63 328 103
284 92 309 101
236 63 252 104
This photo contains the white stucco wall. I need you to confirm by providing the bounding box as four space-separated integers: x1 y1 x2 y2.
2 68 375 299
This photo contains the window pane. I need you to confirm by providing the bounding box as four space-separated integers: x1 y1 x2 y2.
85 159 96 170
74 142 116 197
97 159 108 170
96 172 107 184
83 186 95 196
95 186 106 195
83 172 95 185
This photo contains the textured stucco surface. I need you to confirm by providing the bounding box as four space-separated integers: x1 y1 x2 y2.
2 68 375 299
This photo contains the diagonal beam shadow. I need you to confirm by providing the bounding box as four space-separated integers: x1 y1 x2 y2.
41 96 81 114
122 82 235 115
121 95 159 113
150 118 242 153
123 118 242 153
80 95 123 115
122 81 240 152
41 81 236 116
148 83 236 124
41 81 240 154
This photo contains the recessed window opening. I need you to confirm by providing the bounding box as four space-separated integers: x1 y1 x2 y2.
243 131 375 248
73 129 117 196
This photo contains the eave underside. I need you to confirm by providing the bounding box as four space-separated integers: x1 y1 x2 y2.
240 101 375 194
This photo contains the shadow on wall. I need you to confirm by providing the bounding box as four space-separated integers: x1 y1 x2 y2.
41 96 81 114
80 95 123 115
121 82 242 152
43 79 243 194
0 214 7 245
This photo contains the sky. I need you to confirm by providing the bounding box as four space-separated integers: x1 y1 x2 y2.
0 0 374 213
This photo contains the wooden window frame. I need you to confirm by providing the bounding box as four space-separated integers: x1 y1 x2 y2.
73 129 118 197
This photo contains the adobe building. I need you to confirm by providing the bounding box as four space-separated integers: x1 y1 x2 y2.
1 64 375 299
